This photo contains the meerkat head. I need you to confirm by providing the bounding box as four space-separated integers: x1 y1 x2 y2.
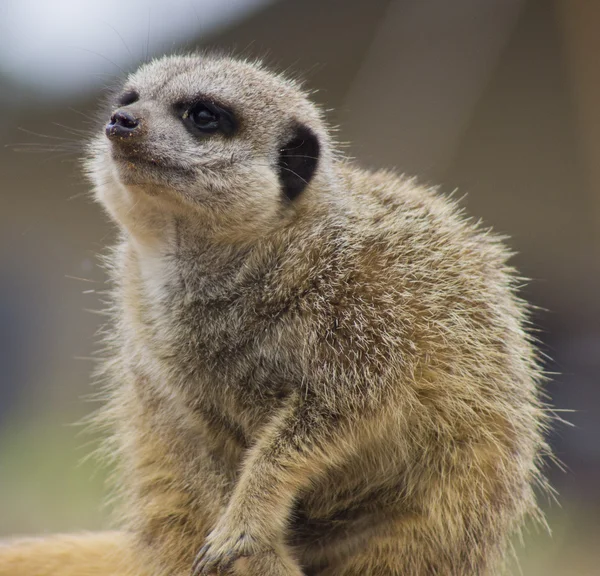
87 53 335 246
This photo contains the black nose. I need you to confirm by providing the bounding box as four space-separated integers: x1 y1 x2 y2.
106 109 140 138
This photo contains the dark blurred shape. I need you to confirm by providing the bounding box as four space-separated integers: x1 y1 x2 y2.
0 286 23 424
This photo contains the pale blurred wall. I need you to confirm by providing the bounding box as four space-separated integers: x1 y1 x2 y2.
0 0 598 573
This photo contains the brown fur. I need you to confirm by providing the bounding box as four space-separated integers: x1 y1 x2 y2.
0 53 550 575
0 532 143 576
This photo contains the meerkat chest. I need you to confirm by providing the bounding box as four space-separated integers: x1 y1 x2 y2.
131 246 301 431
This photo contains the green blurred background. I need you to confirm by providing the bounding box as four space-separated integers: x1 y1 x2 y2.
1 1 599 573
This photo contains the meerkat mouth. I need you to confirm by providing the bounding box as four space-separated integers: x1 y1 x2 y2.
109 156 195 198
112 151 176 170
111 151 192 180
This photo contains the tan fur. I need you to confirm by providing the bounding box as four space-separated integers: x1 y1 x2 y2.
0 532 144 576
0 53 550 575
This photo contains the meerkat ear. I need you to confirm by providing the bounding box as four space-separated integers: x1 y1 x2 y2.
278 124 320 201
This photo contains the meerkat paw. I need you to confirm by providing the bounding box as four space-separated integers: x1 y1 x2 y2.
230 548 303 576
191 524 300 576
191 523 268 576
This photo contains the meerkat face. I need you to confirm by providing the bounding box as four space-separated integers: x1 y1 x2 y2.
87 54 331 243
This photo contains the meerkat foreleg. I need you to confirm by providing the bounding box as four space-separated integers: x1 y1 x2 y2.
192 392 365 576
118 406 239 576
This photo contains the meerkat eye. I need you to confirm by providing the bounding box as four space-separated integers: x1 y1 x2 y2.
117 90 139 106
188 103 220 133
181 100 237 137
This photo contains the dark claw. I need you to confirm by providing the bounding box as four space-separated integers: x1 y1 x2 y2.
192 545 235 576
191 544 211 576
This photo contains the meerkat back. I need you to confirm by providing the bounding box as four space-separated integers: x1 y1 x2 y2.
0 53 550 576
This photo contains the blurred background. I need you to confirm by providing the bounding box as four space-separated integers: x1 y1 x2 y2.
0 0 598 573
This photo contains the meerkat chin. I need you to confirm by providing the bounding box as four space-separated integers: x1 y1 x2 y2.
0 52 551 576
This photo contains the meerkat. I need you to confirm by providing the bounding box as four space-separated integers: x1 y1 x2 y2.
0 53 550 576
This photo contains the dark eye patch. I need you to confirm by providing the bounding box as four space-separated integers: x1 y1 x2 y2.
117 90 139 107
176 98 237 137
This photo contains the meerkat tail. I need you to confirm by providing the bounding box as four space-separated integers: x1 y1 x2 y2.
0 531 148 576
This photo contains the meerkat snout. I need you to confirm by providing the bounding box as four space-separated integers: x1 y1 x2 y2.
106 109 141 139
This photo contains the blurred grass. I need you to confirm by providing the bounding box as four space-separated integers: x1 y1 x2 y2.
0 414 109 536
1 417 599 574
514 502 600 576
